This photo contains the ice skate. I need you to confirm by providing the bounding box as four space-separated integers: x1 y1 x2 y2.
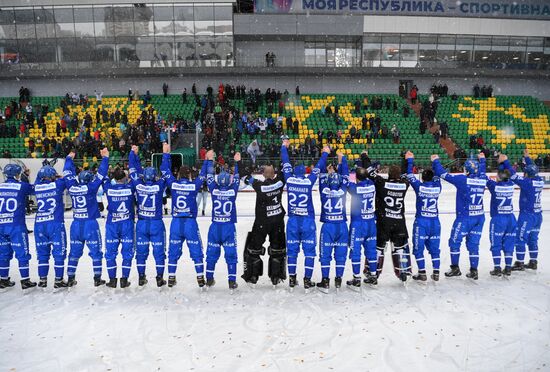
138 275 148 286
38 277 47 288
94 276 106 287
511 261 525 271
156 275 167 288
228 280 238 294
346 276 361 292
431 270 440 281
363 273 378 286
120 277 131 288
490 267 502 277
21 278 37 290
168 275 177 288
106 278 117 288
412 270 427 282
525 260 537 270
206 278 216 289
445 265 462 277
334 277 342 291
316 277 330 294
503 267 512 277
197 275 206 290
289 274 297 292
54 279 68 289
67 276 77 287
303 277 315 293
0 277 15 289
466 268 478 280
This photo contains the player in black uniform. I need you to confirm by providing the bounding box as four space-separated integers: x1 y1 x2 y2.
364 157 411 282
242 164 287 286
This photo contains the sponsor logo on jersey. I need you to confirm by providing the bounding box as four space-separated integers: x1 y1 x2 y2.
467 178 487 186
419 186 441 195
322 188 345 197
532 180 545 188
107 188 132 197
261 181 283 193
36 214 54 223
0 182 22 190
287 177 312 186
35 182 56 192
69 185 89 194
136 184 160 193
494 185 514 193
172 183 196 191
213 189 235 197
357 185 376 194
385 182 407 190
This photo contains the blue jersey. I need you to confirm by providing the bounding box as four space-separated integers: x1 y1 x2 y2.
486 178 515 217
406 159 441 219
129 151 168 220
281 146 327 217
433 158 486 218
340 157 375 221
319 156 349 223
207 162 239 224
64 156 109 220
0 179 33 226
503 159 543 214
104 180 136 223
161 153 208 218
34 178 67 224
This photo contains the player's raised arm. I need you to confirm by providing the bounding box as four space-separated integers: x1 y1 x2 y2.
405 151 420 191
195 150 213 188
160 143 175 185
90 148 109 190
431 154 461 186
281 139 292 181
128 145 143 180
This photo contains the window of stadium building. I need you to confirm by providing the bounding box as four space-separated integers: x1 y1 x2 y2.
0 3 234 68
305 39 361 67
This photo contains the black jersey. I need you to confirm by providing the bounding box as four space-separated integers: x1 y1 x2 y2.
245 174 286 222
367 166 409 220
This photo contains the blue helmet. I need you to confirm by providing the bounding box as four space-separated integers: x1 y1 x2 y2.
3 164 22 179
464 159 479 175
78 170 94 184
524 163 539 178
294 164 306 178
217 171 231 187
37 165 57 182
328 172 341 189
143 167 158 182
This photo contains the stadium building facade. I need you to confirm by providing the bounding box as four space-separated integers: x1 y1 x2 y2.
0 0 549 97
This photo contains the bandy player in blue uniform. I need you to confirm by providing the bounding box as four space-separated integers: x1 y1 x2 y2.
34 164 69 289
205 152 241 291
342 152 377 290
0 164 36 290
103 166 136 289
64 148 109 287
503 150 544 271
316 152 349 293
405 151 442 282
486 154 516 277
129 145 170 287
432 152 487 280
160 144 211 289
281 140 329 291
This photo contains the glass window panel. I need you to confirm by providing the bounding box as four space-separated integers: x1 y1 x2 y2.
305 47 315 66
437 49 456 62
195 20 214 36
364 35 381 43
419 34 437 45
14 8 34 24
175 5 194 35
363 47 381 67
196 39 216 60
35 38 57 62
215 20 232 35
15 23 36 39
117 42 138 62
114 22 134 37
155 21 174 35
418 49 437 61
510 37 527 51
154 4 174 21
400 34 418 44
35 23 56 38
113 6 134 21
56 22 75 37
74 22 95 37
456 50 471 62
217 41 233 61
527 38 543 47
54 7 74 23
382 36 400 61
34 7 54 23
91 43 115 62
135 20 153 37
0 24 16 38
0 8 15 24
156 41 174 62
400 47 418 61
134 5 153 22
94 22 115 38
94 6 114 22
474 37 491 51
492 36 509 46
315 47 326 66
74 38 95 61
194 5 214 21
73 7 93 22
135 42 156 64
437 35 455 45
176 40 196 62
0 39 19 64
215 6 232 21
18 39 38 62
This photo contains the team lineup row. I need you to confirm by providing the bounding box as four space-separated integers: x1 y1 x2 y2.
0 141 543 293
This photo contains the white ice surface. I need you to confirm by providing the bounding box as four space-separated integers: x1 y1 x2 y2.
1 188 549 372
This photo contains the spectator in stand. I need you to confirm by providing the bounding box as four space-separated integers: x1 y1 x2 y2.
163 83 169 98
476 135 484 149
295 86 300 96
410 85 418 105
94 90 103 105
247 140 263 166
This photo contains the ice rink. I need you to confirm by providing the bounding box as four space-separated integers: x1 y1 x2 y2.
1 187 549 372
